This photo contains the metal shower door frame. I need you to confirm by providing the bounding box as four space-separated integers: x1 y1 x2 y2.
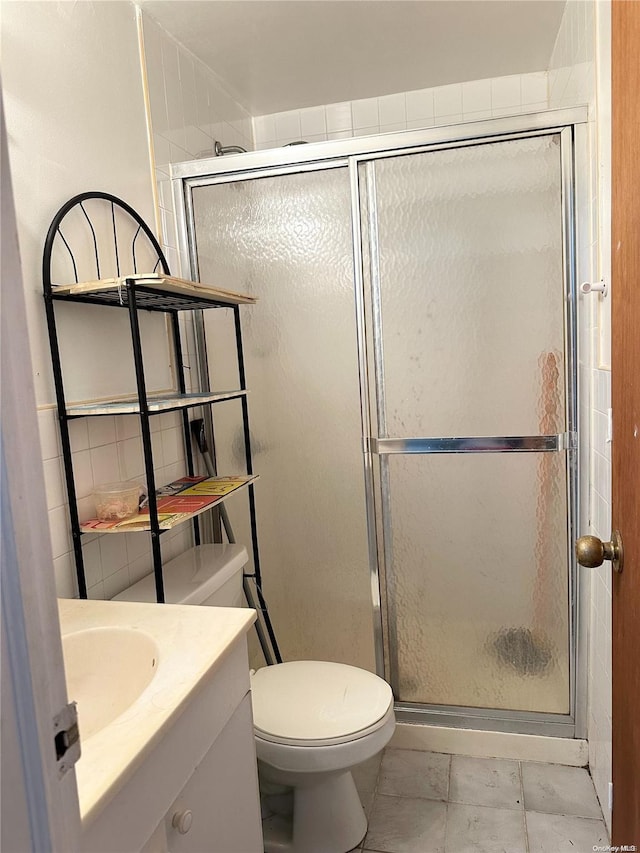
354 126 581 738
172 107 589 739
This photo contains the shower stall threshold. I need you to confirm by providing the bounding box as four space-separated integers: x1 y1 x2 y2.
390 721 588 766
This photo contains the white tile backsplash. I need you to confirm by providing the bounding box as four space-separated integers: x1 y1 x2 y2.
49 505 71 560
300 105 327 137
325 101 353 133
378 92 406 126
521 72 548 105
43 457 66 511
76 496 95 525
87 581 105 601
462 79 492 114
87 416 117 449
161 427 183 466
253 72 549 150
53 552 77 600
352 97 380 128
490 75 521 109
129 552 153 585
115 414 140 443
253 113 277 143
434 83 463 119
378 123 408 136
71 449 94 499
38 407 61 461
117 436 144 481
274 109 302 142
68 418 89 453
98 534 128 575
89 444 120 487
103 566 132 600
82 538 103 589
43 402 196 602
405 89 434 122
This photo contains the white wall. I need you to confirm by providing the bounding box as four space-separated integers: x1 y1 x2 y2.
2 1 195 600
252 71 548 149
548 0 612 831
2 1 158 408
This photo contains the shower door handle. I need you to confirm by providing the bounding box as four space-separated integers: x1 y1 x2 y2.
575 530 624 573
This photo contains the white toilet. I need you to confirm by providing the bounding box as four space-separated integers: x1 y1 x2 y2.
114 544 396 853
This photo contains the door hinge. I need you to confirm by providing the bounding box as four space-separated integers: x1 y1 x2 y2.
53 702 80 778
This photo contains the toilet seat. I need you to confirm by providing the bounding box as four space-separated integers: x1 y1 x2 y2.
251 661 393 747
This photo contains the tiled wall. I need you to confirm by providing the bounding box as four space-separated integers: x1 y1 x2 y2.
549 0 612 831
252 71 548 149
140 11 254 276
39 407 193 600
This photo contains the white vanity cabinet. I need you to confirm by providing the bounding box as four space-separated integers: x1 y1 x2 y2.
161 694 262 853
68 602 264 853
142 694 262 853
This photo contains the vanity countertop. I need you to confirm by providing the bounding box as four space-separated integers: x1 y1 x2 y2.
58 598 256 824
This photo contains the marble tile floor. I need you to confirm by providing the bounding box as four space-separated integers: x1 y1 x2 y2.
350 748 608 853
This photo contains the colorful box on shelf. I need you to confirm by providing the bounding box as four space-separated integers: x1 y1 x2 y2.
80 475 258 533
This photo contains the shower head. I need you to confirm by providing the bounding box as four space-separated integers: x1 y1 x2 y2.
214 140 247 156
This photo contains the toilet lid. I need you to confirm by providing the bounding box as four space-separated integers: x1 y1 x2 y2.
251 661 393 746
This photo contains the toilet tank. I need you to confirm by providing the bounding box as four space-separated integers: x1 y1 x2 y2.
113 543 248 607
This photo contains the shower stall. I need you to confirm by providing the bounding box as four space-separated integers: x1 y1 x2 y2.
172 108 588 739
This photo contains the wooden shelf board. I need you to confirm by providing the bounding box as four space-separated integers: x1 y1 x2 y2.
52 273 256 307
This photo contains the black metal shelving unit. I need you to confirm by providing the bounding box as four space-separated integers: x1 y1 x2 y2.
43 192 281 664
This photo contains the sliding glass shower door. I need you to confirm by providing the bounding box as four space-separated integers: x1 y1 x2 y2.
190 167 377 673
360 133 573 716
180 117 578 732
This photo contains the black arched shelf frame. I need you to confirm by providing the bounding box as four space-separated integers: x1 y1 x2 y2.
41 192 265 613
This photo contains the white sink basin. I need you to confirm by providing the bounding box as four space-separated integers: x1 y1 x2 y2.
58 598 256 823
62 627 159 740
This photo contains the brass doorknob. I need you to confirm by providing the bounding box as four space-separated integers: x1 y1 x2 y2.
575 530 624 573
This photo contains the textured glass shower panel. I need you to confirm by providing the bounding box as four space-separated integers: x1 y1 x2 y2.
191 169 375 672
371 136 566 438
388 453 570 713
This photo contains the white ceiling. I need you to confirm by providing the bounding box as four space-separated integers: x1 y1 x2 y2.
140 0 566 116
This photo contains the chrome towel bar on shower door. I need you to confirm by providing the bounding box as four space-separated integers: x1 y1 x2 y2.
370 434 574 454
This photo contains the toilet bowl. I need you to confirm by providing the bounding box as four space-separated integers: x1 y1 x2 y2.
252 660 394 853
115 544 396 853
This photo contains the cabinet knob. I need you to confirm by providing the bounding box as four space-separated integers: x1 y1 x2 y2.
172 809 193 835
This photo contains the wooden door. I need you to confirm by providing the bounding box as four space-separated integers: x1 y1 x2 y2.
611 0 640 844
